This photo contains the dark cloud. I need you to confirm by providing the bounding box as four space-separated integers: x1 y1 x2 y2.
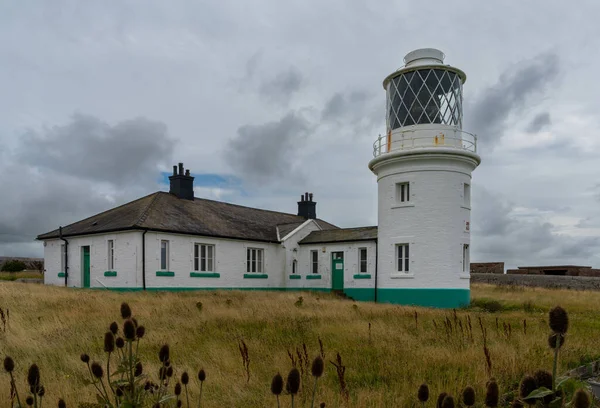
224 111 313 183
467 52 559 148
322 91 371 122
258 68 303 104
526 112 552 133
18 113 175 187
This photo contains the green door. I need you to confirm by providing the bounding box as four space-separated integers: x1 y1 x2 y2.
331 252 344 290
82 246 91 288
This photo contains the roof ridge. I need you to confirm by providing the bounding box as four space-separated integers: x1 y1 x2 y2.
191 194 303 218
134 192 162 227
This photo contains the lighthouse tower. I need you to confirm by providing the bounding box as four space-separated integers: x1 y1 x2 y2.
368 48 481 308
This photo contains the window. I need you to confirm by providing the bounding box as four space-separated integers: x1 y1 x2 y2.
107 240 114 270
396 244 410 273
160 240 169 270
359 248 368 273
292 259 297 274
60 244 66 272
311 250 319 274
463 244 470 272
246 248 263 273
464 183 471 207
194 244 215 272
396 182 410 203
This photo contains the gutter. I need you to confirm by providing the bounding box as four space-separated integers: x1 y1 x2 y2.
142 229 148 290
59 226 68 287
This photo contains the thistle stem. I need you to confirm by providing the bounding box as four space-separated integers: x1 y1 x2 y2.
311 377 318 408
291 394 295 408
185 384 190 408
9 373 22 408
276 395 280 408
198 381 203 408
552 337 560 390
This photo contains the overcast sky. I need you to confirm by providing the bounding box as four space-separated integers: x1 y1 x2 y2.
1 1 600 270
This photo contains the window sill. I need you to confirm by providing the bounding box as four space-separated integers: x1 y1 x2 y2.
460 274 471 279
104 271 117 277
391 273 415 279
190 272 220 278
391 204 415 209
58 272 66 278
156 271 175 277
289 275 301 280
244 274 268 279
306 274 321 280
353 274 371 279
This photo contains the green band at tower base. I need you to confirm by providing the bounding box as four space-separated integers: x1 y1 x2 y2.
376 288 470 308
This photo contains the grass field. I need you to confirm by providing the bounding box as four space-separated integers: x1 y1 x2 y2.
0 282 598 407
0 270 44 281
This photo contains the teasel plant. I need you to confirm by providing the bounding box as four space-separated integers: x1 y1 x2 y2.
417 383 429 407
286 367 301 408
310 356 324 408
3 356 48 408
271 373 284 408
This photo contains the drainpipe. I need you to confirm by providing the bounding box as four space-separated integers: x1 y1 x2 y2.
374 240 378 303
59 226 68 287
142 229 148 290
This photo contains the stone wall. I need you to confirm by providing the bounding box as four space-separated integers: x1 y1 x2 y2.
472 273 600 291
470 262 504 274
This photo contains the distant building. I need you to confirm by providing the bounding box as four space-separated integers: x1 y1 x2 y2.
507 265 600 277
470 262 505 274
37 48 480 308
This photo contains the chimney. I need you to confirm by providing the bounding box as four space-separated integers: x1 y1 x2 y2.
169 162 195 200
297 192 317 219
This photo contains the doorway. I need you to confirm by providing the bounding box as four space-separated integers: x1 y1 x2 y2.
331 252 344 290
81 246 91 288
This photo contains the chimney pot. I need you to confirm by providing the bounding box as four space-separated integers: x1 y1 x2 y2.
309 193 313 201
178 163 184 175
172 165 177 175
185 169 190 176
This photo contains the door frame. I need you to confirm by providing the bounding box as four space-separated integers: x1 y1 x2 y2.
331 251 344 290
81 245 91 288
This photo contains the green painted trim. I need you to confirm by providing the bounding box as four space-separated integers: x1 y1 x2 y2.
306 274 321 280
92 287 332 293
289 275 301 280
376 288 470 308
104 271 117 277
344 288 375 301
353 274 371 279
155 271 175 277
190 272 220 278
243 274 268 279
58 272 66 278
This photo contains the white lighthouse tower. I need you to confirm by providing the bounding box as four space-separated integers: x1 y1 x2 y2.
368 48 481 308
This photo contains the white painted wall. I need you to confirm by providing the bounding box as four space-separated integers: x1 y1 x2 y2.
370 150 479 290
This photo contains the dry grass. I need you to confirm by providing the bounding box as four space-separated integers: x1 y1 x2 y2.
0 282 599 407
0 270 44 281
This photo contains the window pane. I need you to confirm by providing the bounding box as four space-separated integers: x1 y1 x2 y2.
257 250 262 273
405 245 409 272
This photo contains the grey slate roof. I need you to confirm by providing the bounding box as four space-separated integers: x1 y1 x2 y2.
277 222 306 239
299 226 378 244
37 192 338 242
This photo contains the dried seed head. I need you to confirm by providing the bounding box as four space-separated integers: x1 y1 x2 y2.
58 399 66 408
91 362 104 378
418 383 429 403
511 400 524 408
135 362 143 377
159 344 170 363
116 337 125 349
166 366 173 378
120 302 132 319
286 368 301 395
198 368 206 382
123 319 136 340
80 353 90 363
548 332 565 349
165 359 171 367
109 321 118 335
549 306 569 334
271 373 284 395
175 382 182 395
116 387 124 397
132 317 138 328
104 332 115 353
177 401 182 407
519 375 537 400
26 396 34 406
27 364 40 387
485 379 499 407
3 356 14 373
181 372 189 385
573 389 591 408
320 403 326 408
311 356 324 378
37 385 45 397
533 370 553 390
144 381 151 391
441 395 455 408
136 325 145 339
437 392 448 408
462 386 475 406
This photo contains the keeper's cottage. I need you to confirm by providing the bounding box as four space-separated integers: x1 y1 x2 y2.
38 48 481 308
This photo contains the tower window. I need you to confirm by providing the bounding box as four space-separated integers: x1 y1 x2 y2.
464 183 471 207
396 244 410 273
463 244 470 272
396 182 410 203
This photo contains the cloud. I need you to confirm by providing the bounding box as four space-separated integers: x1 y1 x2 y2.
322 91 371 122
526 112 552 133
467 52 560 149
258 68 303 104
224 111 313 184
18 113 175 187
